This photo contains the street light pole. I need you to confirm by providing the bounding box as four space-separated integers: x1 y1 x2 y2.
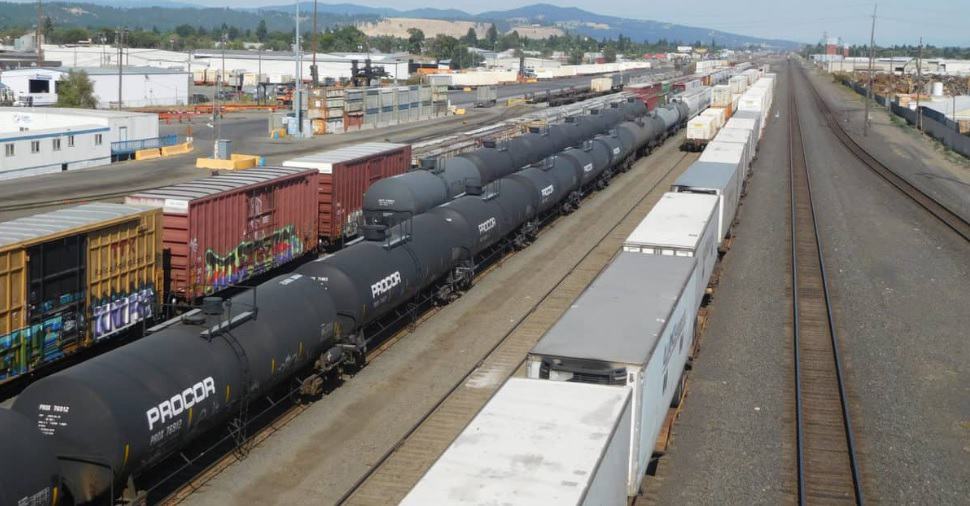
295 1 303 136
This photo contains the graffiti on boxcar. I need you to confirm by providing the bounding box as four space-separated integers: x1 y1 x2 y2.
0 307 78 381
91 286 156 341
202 225 305 293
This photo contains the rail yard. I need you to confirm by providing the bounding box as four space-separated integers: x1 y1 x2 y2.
1 50 968 506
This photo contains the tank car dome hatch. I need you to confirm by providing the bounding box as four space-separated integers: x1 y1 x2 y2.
0 409 60 506
363 171 449 226
12 273 337 503
439 156 483 198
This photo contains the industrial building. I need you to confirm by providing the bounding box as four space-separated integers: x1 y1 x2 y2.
37 45 411 85
0 66 190 108
0 107 158 179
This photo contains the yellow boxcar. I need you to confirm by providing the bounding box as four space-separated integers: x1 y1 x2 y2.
0 203 163 383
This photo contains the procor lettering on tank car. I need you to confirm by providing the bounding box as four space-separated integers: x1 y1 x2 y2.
362 100 651 228
8 92 680 504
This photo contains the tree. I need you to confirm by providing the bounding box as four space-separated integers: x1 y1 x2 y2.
603 45 617 63
407 27 425 54
568 48 584 65
56 70 97 109
485 23 498 49
463 28 477 47
256 19 268 42
42 17 53 38
174 24 195 38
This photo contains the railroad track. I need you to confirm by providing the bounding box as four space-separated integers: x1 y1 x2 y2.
338 150 695 505
797 63 970 242
154 140 693 506
788 65 864 505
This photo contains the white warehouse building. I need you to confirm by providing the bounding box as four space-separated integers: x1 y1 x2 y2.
0 107 159 180
0 66 190 108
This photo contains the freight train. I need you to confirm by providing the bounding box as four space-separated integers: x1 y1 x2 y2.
0 98 653 388
1 95 694 504
404 70 777 505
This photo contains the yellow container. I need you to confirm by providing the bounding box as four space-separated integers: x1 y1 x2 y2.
0 203 163 382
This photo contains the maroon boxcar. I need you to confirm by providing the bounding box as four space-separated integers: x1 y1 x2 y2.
282 142 411 249
125 167 319 302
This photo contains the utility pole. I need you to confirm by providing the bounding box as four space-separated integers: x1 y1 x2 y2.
311 0 318 85
295 1 303 136
916 36 923 131
888 50 894 109
216 31 227 151
117 28 126 110
864 3 876 137
36 0 43 65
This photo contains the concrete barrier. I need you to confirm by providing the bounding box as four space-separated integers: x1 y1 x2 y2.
160 142 193 157
135 148 162 160
195 153 261 170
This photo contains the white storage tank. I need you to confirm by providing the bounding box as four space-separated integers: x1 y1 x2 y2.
527 252 698 498
401 378 633 506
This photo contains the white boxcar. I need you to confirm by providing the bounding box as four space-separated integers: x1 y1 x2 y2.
714 127 756 169
623 192 719 312
670 160 741 242
401 378 633 506
700 140 747 187
527 253 698 497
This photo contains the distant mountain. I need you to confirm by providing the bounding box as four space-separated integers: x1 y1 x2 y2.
259 2 797 49
0 1 799 49
0 1 373 32
476 3 797 48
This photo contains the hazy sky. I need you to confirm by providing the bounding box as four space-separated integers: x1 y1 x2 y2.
154 1 970 46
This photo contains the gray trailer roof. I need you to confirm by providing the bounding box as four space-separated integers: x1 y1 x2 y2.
531 252 695 365
671 160 738 193
0 203 150 248
128 167 312 202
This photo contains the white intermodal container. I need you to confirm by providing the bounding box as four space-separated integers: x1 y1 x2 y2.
624 192 720 313
701 107 726 129
712 84 732 107
401 378 633 506
671 161 741 242
687 115 717 142
527 253 698 498
729 75 748 94
714 127 756 169
591 77 614 93
700 140 747 194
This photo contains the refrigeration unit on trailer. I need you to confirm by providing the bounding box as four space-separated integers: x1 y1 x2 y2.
623 192 719 313
670 160 741 244
401 378 633 506
527 253 698 497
